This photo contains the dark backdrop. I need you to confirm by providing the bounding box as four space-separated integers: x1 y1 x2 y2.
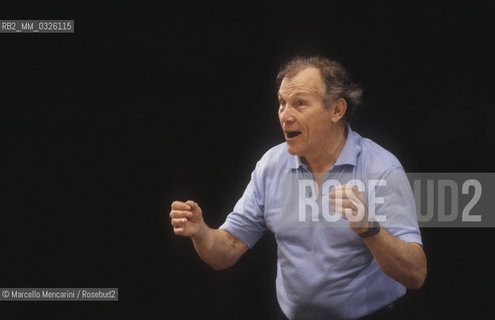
1 1 494 319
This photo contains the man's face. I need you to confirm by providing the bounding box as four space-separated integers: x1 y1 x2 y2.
278 67 336 157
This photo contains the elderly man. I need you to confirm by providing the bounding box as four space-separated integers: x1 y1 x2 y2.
170 57 426 320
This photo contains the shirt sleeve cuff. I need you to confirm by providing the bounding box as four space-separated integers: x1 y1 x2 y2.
219 220 262 249
392 230 423 246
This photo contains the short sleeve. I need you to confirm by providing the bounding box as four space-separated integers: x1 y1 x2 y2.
219 164 267 248
368 167 422 245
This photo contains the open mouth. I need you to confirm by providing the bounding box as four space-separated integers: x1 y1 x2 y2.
286 131 302 138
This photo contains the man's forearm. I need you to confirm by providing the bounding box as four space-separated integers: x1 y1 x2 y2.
191 223 248 270
363 227 427 289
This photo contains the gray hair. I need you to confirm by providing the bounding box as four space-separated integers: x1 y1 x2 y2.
276 56 363 123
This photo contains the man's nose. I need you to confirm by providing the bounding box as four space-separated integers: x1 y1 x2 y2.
280 107 295 125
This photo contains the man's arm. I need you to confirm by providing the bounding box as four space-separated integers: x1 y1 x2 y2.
170 200 248 270
361 228 426 289
330 185 427 289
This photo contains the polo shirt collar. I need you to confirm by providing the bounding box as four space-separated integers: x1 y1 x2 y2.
288 125 360 170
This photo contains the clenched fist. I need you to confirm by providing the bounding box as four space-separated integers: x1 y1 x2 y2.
169 200 204 237
329 184 370 234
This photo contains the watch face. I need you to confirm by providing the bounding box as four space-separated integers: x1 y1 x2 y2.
359 223 380 238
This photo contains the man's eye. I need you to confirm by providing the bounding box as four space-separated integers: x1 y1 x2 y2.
280 100 286 107
297 101 305 107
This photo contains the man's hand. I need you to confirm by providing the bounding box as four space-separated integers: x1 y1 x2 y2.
330 184 427 288
170 200 205 238
329 184 370 234
169 200 248 270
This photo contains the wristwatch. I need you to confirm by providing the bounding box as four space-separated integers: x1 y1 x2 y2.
358 220 380 238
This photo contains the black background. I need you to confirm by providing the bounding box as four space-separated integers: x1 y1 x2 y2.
1 1 495 319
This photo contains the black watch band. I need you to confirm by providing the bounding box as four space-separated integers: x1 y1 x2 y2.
358 220 380 238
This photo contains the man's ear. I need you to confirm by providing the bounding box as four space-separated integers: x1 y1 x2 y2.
330 98 347 123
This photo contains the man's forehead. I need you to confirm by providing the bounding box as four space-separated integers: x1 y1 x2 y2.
278 89 313 98
278 67 324 97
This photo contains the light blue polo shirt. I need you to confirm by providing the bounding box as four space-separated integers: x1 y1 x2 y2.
220 126 422 320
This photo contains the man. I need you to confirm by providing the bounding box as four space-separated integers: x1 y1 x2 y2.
169 57 426 319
